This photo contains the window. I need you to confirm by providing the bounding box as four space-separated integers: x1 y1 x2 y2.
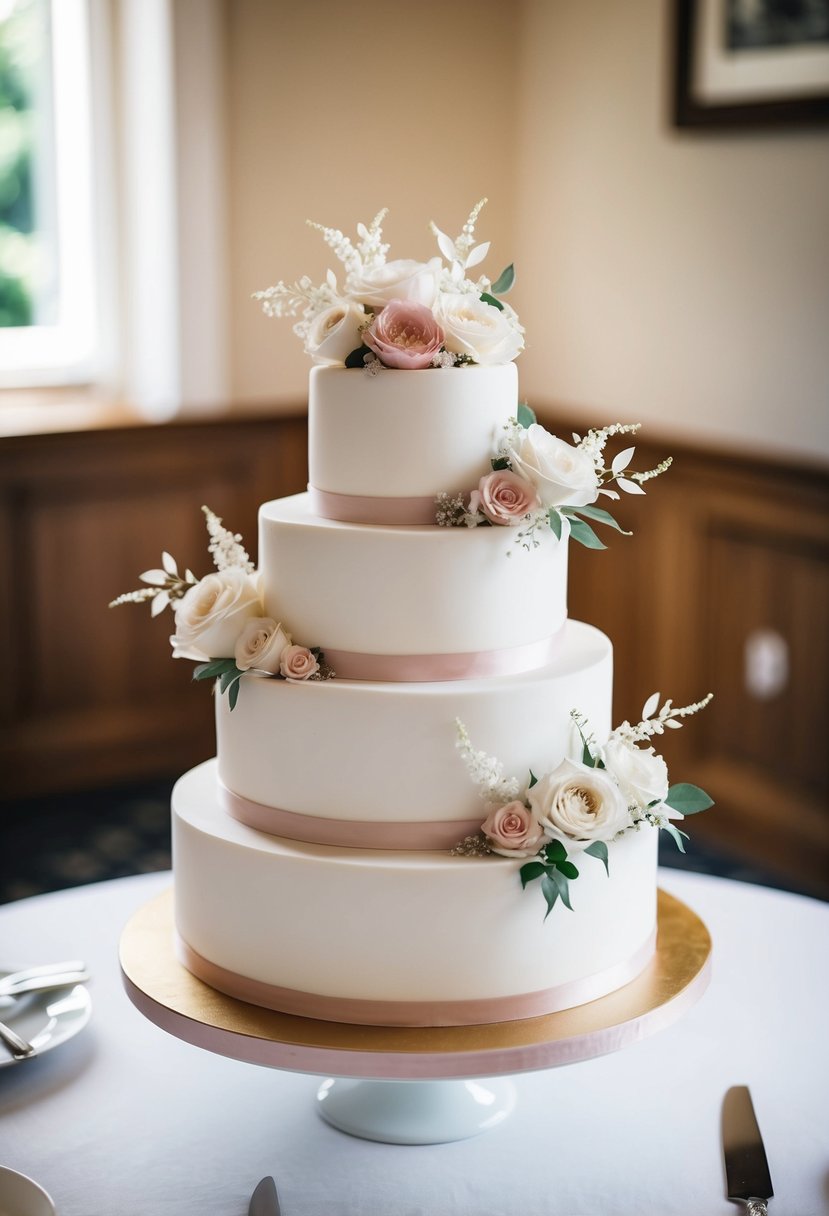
0 0 100 386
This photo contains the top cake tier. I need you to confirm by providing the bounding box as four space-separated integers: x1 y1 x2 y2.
308 363 517 523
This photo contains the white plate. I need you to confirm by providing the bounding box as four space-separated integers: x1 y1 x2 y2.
0 968 92 1068
0 1166 56 1215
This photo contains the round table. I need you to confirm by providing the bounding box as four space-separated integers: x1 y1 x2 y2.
0 870 826 1215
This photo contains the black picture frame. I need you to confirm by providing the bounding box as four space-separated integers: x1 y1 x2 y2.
674 0 829 128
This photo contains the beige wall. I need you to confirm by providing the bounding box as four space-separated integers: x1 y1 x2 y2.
224 0 829 461
225 0 521 410
513 0 829 460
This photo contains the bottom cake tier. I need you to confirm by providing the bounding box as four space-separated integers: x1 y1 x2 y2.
172 761 659 1027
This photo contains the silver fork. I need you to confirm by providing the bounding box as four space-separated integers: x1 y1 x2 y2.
0 1017 36 1060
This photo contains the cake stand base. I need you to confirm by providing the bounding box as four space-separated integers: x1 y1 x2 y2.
316 1077 517 1144
120 887 711 1144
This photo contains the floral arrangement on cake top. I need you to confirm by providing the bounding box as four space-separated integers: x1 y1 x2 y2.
454 691 713 917
254 198 524 370
437 409 672 551
110 507 332 709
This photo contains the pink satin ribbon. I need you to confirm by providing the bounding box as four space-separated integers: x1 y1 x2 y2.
323 632 563 683
175 929 657 1027
308 485 459 526
220 782 482 850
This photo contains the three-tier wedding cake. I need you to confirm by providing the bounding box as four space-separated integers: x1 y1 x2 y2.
113 201 712 1027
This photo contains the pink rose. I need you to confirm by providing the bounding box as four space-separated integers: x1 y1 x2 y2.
363 299 444 370
481 801 544 858
471 469 540 526
279 644 320 681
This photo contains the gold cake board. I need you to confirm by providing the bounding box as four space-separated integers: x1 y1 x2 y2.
120 887 711 1082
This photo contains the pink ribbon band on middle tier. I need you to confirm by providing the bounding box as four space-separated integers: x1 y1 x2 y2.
308 484 458 527
323 632 563 683
220 782 483 851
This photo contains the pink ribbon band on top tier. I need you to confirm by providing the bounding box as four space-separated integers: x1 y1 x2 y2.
323 632 563 683
175 929 657 1027
309 485 458 527
220 782 482 851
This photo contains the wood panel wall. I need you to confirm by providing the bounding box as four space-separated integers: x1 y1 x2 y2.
1 412 827 898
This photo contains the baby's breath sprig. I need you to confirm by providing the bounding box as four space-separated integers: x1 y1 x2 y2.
109 551 197 617
435 491 468 528
570 708 599 765
430 197 490 271
202 505 254 574
613 692 714 745
577 423 641 471
455 720 520 807
305 220 362 275
354 209 390 270
629 457 673 485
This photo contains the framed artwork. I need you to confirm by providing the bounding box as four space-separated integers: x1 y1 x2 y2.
674 0 829 127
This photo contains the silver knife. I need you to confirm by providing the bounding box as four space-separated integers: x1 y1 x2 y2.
723 1086 774 1214
249 1176 281 1216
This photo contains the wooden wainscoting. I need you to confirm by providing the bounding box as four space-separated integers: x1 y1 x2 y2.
1 410 827 897
0 415 307 799
553 416 829 898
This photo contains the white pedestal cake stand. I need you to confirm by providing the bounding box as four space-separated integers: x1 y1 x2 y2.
120 888 711 1145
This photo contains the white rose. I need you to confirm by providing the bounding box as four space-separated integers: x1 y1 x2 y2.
234 617 292 674
603 737 669 811
507 424 599 508
528 758 631 852
433 292 524 365
305 300 367 365
170 569 261 660
346 258 442 309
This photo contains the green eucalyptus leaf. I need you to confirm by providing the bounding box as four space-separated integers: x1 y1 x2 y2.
219 664 244 694
520 861 546 888
540 874 559 919
528 770 538 789
517 401 537 429
584 840 610 875
544 839 567 863
344 344 371 368
557 860 579 880
567 504 631 535
568 519 607 550
661 822 689 853
227 676 243 712
491 456 511 471
548 509 563 541
490 263 515 295
550 867 574 911
479 291 504 312
581 740 596 767
664 784 715 815
193 658 236 682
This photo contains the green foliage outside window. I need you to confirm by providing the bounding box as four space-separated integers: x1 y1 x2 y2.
0 0 44 328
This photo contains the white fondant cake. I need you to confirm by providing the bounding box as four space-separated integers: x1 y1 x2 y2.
170 361 659 1025
147 205 707 1029
173 760 658 1027
258 494 568 663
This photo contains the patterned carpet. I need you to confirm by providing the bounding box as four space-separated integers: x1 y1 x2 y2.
0 778 820 905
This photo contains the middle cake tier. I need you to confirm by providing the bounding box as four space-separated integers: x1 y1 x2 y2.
217 619 612 847
259 494 568 678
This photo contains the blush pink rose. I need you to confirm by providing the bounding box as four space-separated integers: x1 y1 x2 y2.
279 644 320 681
481 801 544 858
363 299 444 370
470 469 540 526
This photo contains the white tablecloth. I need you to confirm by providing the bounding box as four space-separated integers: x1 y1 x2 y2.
0 870 826 1215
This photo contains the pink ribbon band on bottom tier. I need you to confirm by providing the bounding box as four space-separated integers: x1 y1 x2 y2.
219 783 482 851
308 485 458 527
323 631 563 683
175 929 658 1027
